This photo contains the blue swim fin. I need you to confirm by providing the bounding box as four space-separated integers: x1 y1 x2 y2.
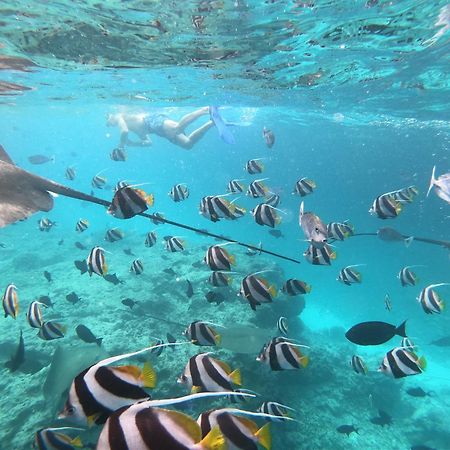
209 106 235 144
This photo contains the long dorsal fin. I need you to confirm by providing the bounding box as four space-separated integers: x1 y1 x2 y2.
0 145 14 164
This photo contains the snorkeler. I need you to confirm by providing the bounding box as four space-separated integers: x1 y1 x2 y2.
106 107 214 150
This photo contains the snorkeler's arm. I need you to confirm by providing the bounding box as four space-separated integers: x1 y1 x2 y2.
124 135 152 147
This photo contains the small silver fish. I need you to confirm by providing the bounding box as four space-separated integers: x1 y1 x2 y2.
427 166 450 204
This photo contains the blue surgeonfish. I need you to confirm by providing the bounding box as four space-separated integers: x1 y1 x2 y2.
178 353 241 393
378 347 426 378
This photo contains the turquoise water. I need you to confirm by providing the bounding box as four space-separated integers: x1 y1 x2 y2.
1 1 450 449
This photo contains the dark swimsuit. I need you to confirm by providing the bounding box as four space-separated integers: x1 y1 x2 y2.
144 114 167 135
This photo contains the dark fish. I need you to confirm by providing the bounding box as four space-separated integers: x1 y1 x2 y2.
411 445 436 450
37 295 55 308
74 241 87 250
104 273 124 285
186 280 194 298
370 410 392 427
28 154 54 165
166 333 177 351
378 227 413 246
205 291 225 305
74 259 88 275
76 324 103 346
406 387 430 398
345 320 407 346
58 238 64 245
121 298 138 309
192 261 203 269
5 330 25 372
123 248 135 256
43 270 52 282
269 229 284 238
336 425 358 436
163 268 176 276
66 292 82 304
429 335 450 347
0 242 6 248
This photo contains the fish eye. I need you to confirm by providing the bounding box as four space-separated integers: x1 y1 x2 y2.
315 227 320 233
66 405 76 415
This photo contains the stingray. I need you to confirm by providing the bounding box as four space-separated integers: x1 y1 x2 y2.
0 145 300 264
352 227 450 250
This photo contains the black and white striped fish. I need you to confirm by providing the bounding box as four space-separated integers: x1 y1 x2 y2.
245 158 264 174
104 228 125 242
34 427 83 450
264 194 280 208
26 301 46 328
338 265 363 285
192 14 205 30
2 283 19 319
327 221 354 241
65 167 76 181
165 237 185 252
400 337 415 350
282 279 311 296
150 338 164 357
227 179 245 193
145 231 157 247
251 203 281 228
378 347 426 379
59 346 159 426
385 293 392 312
184 321 221 346
256 337 309 371
277 317 288 336
115 180 130 192
130 259 144 275
293 178 316 196
398 266 419 287
208 271 232 287
86 246 108 277
204 245 235 271
110 147 127 162
257 401 296 422
197 408 272 450
239 273 277 310
417 283 448 314
92 172 107 189
178 353 241 393
369 193 402 219
38 321 66 341
350 355 368 375
75 219 89 233
38 217 56 232
169 183 189 202
246 179 269 198
150 212 165 225
108 186 154 219
392 185 419 203
199 195 246 222
304 243 336 265
96 396 225 450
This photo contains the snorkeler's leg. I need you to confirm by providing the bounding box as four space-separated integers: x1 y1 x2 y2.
172 121 214 149
176 107 209 132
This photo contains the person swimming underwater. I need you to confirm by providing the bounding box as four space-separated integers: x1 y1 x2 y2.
106 107 214 150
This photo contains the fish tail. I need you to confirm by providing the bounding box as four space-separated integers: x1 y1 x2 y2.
300 355 309 368
255 423 272 450
396 320 408 338
404 236 414 248
427 166 436 197
230 368 242 386
418 356 427 371
198 426 225 450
